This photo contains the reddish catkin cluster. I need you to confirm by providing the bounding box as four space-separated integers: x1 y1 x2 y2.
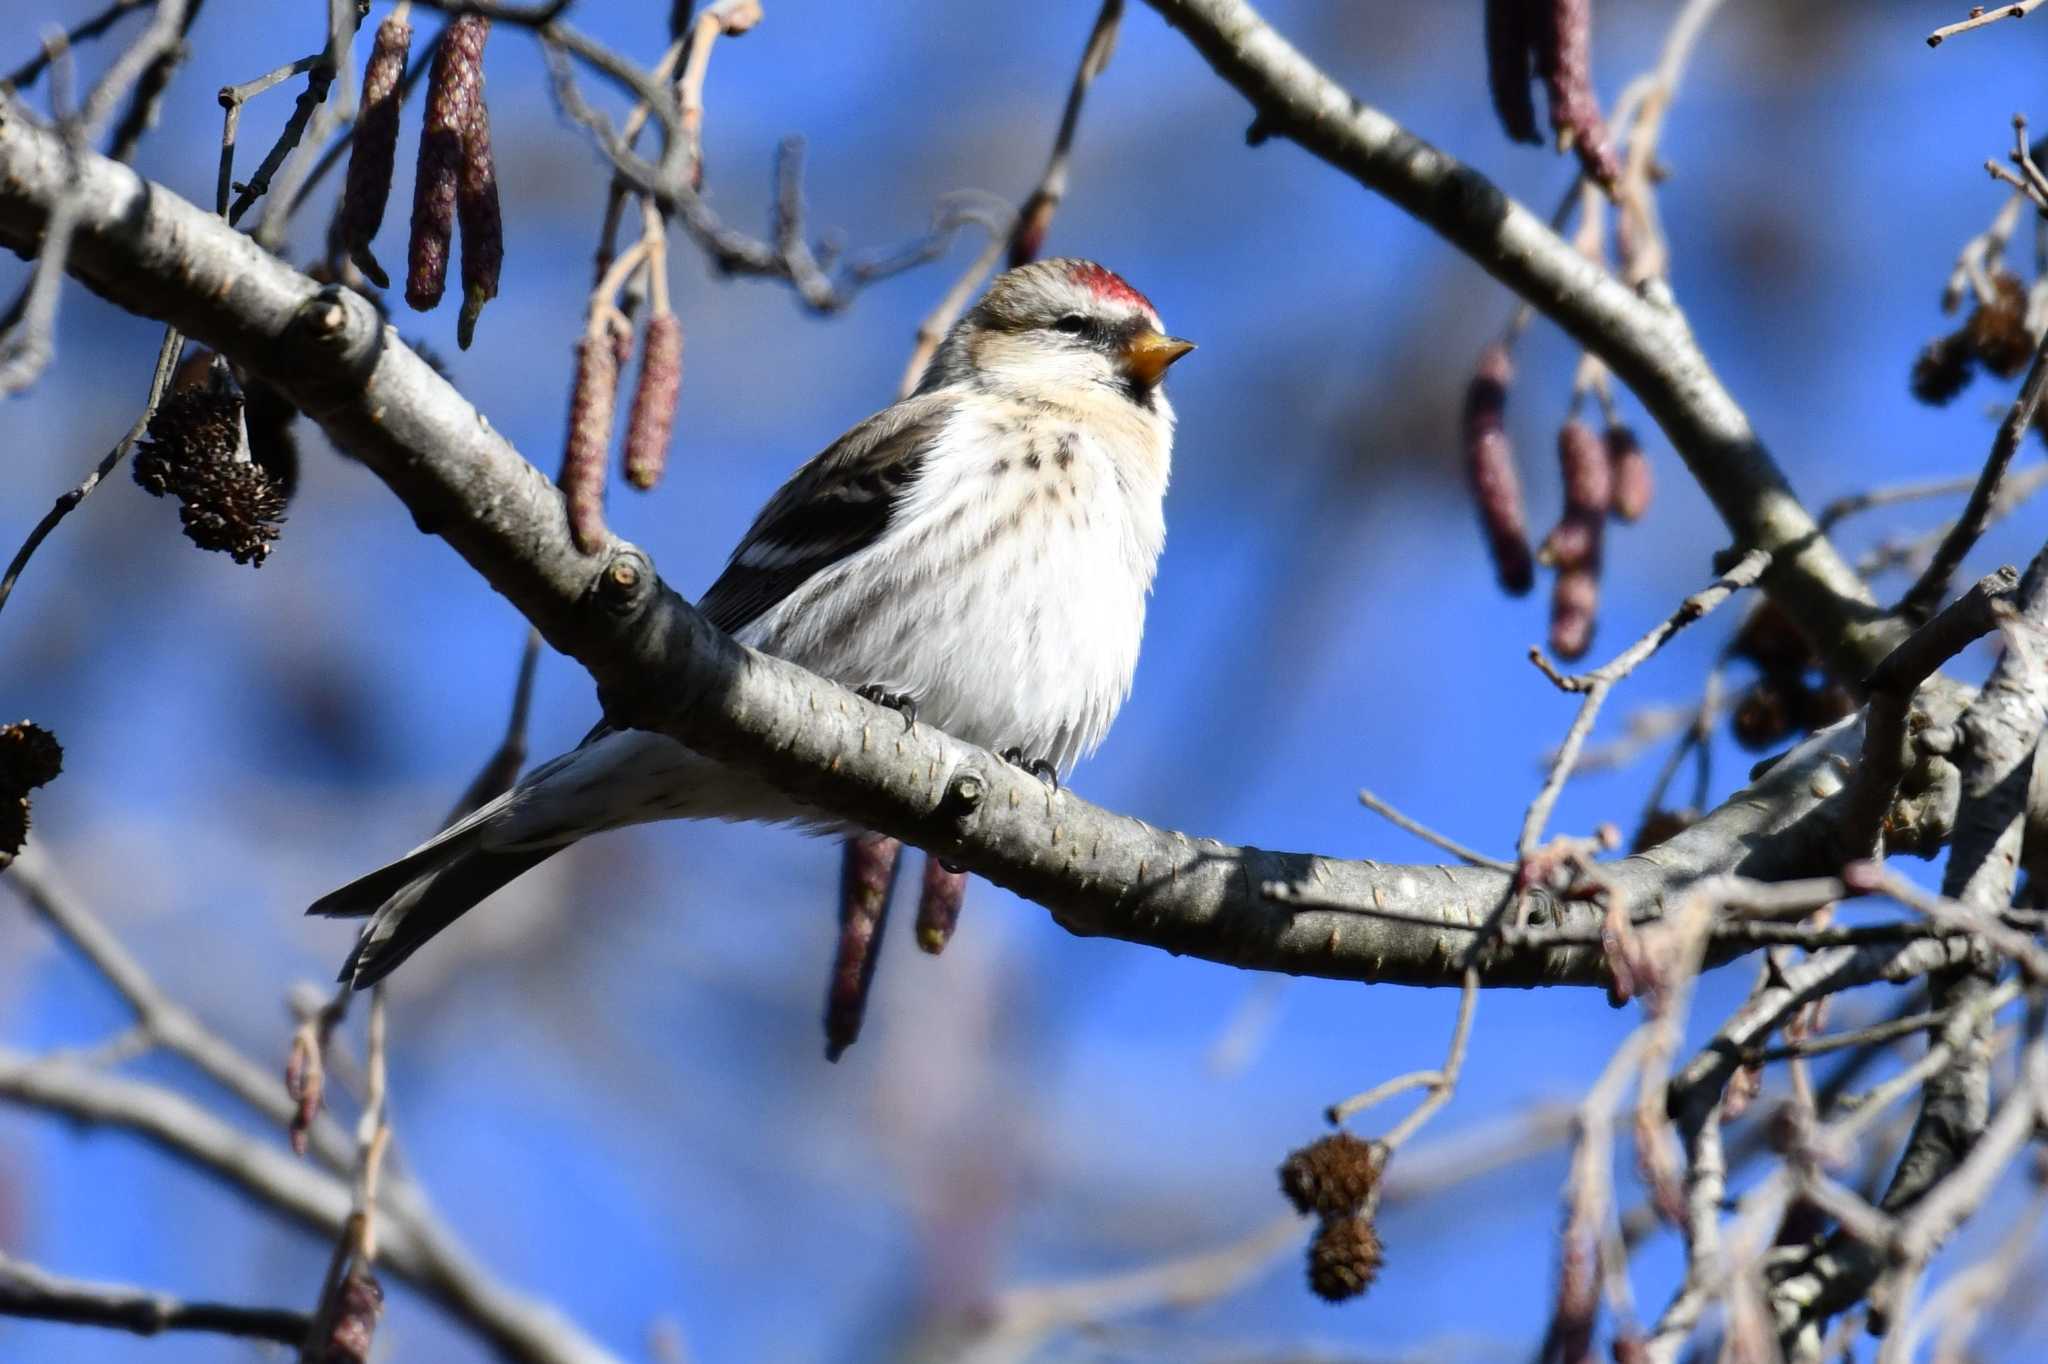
408 14 498 343
1911 270 2035 405
1482 0 1620 186
335 5 411 289
1278 1133 1385 1302
1463 343 1535 595
0 721 63 865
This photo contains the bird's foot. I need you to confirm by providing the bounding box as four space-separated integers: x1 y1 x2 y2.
855 684 917 731
1000 746 1060 790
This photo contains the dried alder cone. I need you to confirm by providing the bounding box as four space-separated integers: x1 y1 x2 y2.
408 15 492 318
1278 1132 1381 1219
336 4 412 289
1483 0 1619 185
1726 600 1850 752
0 721 63 864
1463 343 1534 595
132 381 287 566
1912 270 2038 405
1307 1213 1384 1303
1279 1132 1385 1303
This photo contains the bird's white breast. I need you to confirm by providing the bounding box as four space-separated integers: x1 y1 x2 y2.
741 398 1169 773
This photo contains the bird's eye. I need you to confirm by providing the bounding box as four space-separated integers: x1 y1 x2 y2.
1052 314 1088 334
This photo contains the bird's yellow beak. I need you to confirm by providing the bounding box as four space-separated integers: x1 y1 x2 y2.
1122 329 1196 387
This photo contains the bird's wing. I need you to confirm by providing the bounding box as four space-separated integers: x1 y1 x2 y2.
570 395 951 753
696 392 951 637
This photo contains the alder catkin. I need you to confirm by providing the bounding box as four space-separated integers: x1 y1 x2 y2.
623 314 684 490
1463 343 1535 596
455 84 502 349
407 15 488 312
1539 418 1610 571
560 334 619 554
336 6 411 288
1534 0 1620 186
1483 0 1541 145
1605 423 1652 522
1549 562 1599 660
913 853 967 955
826 833 902 1061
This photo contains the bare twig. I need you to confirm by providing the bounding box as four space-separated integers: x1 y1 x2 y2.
1007 0 1122 267
1520 548 1770 858
1928 2 2047 48
0 326 181 617
0 1253 308 1346
1357 787 1513 872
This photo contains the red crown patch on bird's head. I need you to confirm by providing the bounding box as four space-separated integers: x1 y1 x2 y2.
1067 261 1156 318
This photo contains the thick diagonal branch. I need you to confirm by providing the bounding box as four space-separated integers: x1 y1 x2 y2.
0 99 1895 991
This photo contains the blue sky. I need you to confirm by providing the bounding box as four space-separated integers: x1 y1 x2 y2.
3 2 2046 1360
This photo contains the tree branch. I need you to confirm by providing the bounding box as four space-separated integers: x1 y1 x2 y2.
0 1253 308 1346
0 95 1923 993
1136 0 1897 683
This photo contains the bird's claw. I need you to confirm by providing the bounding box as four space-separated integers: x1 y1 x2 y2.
1000 746 1060 790
855 684 917 731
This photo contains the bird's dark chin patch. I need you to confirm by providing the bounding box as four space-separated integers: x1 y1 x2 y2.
1120 377 1159 410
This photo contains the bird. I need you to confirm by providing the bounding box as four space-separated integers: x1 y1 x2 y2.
310 258 1194 987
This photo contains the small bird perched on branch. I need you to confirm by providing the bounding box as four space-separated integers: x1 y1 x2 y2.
310 258 1194 986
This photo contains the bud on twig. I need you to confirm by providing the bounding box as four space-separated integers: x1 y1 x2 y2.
337 5 411 289
624 314 684 491
456 82 502 350
913 853 967 954
1463 344 1535 595
826 833 902 1060
1605 423 1651 522
560 334 619 553
1307 1213 1384 1303
408 15 489 312
0 721 62 865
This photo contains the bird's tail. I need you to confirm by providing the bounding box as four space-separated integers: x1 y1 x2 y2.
309 728 825 988
309 823 557 989
309 738 613 989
